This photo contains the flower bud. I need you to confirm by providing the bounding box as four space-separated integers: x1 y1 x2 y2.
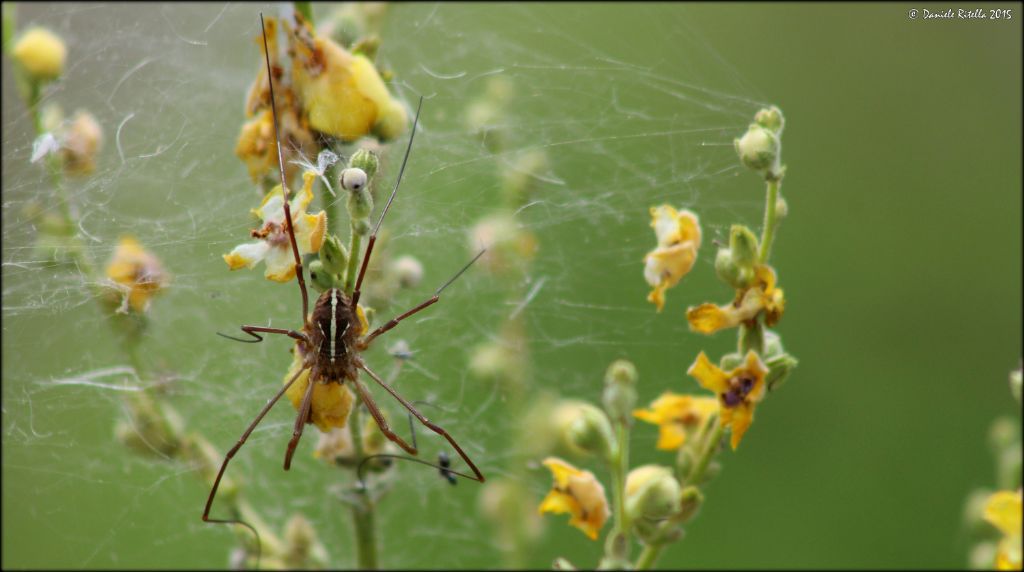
625 465 681 523
776 196 789 220
352 217 371 237
469 341 513 382
677 485 704 522
348 149 379 179
554 400 614 459
754 105 785 134
734 123 780 176
765 352 799 392
963 488 994 532
552 557 577 570
391 255 424 289
602 359 638 423
13 27 66 83
307 260 336 292
728 224 759 269
319 234 348 276
714 248 753 290
988 417 1018 454
968 542 997 571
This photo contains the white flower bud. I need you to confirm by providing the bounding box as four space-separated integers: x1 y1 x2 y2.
341 167 368 192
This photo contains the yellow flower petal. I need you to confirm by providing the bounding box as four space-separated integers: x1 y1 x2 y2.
295 211 327 254
725 402 754 450
686 303 738 334
687 352 730 394
223 242 270 270
742 351 769 403
985 490 1023 537
539 457 609 540
264 246 297 282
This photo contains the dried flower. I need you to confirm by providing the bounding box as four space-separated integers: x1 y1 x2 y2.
633 393 718 451
104 236 169 314
644 205 701 312
687 264 785 334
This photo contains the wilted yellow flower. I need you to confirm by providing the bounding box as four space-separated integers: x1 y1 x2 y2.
223 171 327 282
538 457 610 540
289 13 406 142
104 236 169 314
633 392 719 451
60 110 103 176
984 489 1022 570
644 205 701 312
13 27 66 82
687 351 767 450
283 350 355 433
687 264 784 334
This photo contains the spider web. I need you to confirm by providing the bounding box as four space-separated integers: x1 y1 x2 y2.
1 3 767 569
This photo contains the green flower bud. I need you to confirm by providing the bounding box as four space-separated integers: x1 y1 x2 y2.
566 405 615 460
625 465 681 523
997 446 1022 492
319 234 349 276
776 196 789 220
739 321 765 356
734 123 781 176
754 105 785 134
598 532 630 570
714 247 754 290
718 351 743 372
765 352 799 392
677 485 704 523
729 224 759 269
602 359 638 423
968 542 997 571
349 149 379 179
552 557 577 571
963 488 994 532
284 514 316 563
307 260 336 292
989 417 1019 454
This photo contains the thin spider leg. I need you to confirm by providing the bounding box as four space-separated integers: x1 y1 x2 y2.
351 97 424 309
283 373 316 470
350 378 418 455
360 248 486 348
203 365 307 523
260 13 309 321
355 453 478 488
217 325 308 344
359 363 484 482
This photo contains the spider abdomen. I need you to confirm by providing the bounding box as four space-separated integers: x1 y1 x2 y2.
306 288 359 380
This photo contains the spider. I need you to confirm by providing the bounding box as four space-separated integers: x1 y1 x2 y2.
202 14 484 532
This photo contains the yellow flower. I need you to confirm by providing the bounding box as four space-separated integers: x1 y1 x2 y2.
104 236 169 314
633 393 719 451
538 457 610 540
13 27 66 82
289 14 407 142
687 351 768 450
643 205 701 312
687 264 785 334
283 350 355 433
223 170 327 282
984 489 1022 570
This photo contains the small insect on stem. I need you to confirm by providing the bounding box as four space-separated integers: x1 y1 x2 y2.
203 12 486 564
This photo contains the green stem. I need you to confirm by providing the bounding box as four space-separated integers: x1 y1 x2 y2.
634 543 664 571
349 397 379 569
684 419 724 487
344 226 363 295
758 179 779 264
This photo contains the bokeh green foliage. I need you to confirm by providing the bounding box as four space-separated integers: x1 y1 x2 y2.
1 3 1020 569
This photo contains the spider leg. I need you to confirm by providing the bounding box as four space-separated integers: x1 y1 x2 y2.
350 377 418 455
203 365 307 525
260 13 310 322
283 373 316 470
217 325 308 344
358 363 484 482
360 249 486 348
351 97 424 308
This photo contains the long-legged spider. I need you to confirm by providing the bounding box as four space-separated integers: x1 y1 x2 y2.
202 14 484 533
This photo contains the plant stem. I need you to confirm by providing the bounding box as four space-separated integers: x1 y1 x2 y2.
685 419 724 487
758 179 779 264
349 397 380 569
344 226 363 295
634 542 664 571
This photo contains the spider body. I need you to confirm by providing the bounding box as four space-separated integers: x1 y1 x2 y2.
302 287 360 382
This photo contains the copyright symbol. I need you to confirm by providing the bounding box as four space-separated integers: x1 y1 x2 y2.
909 8 918 19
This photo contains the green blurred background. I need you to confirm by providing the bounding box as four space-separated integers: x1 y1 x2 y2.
2 3 1020 569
